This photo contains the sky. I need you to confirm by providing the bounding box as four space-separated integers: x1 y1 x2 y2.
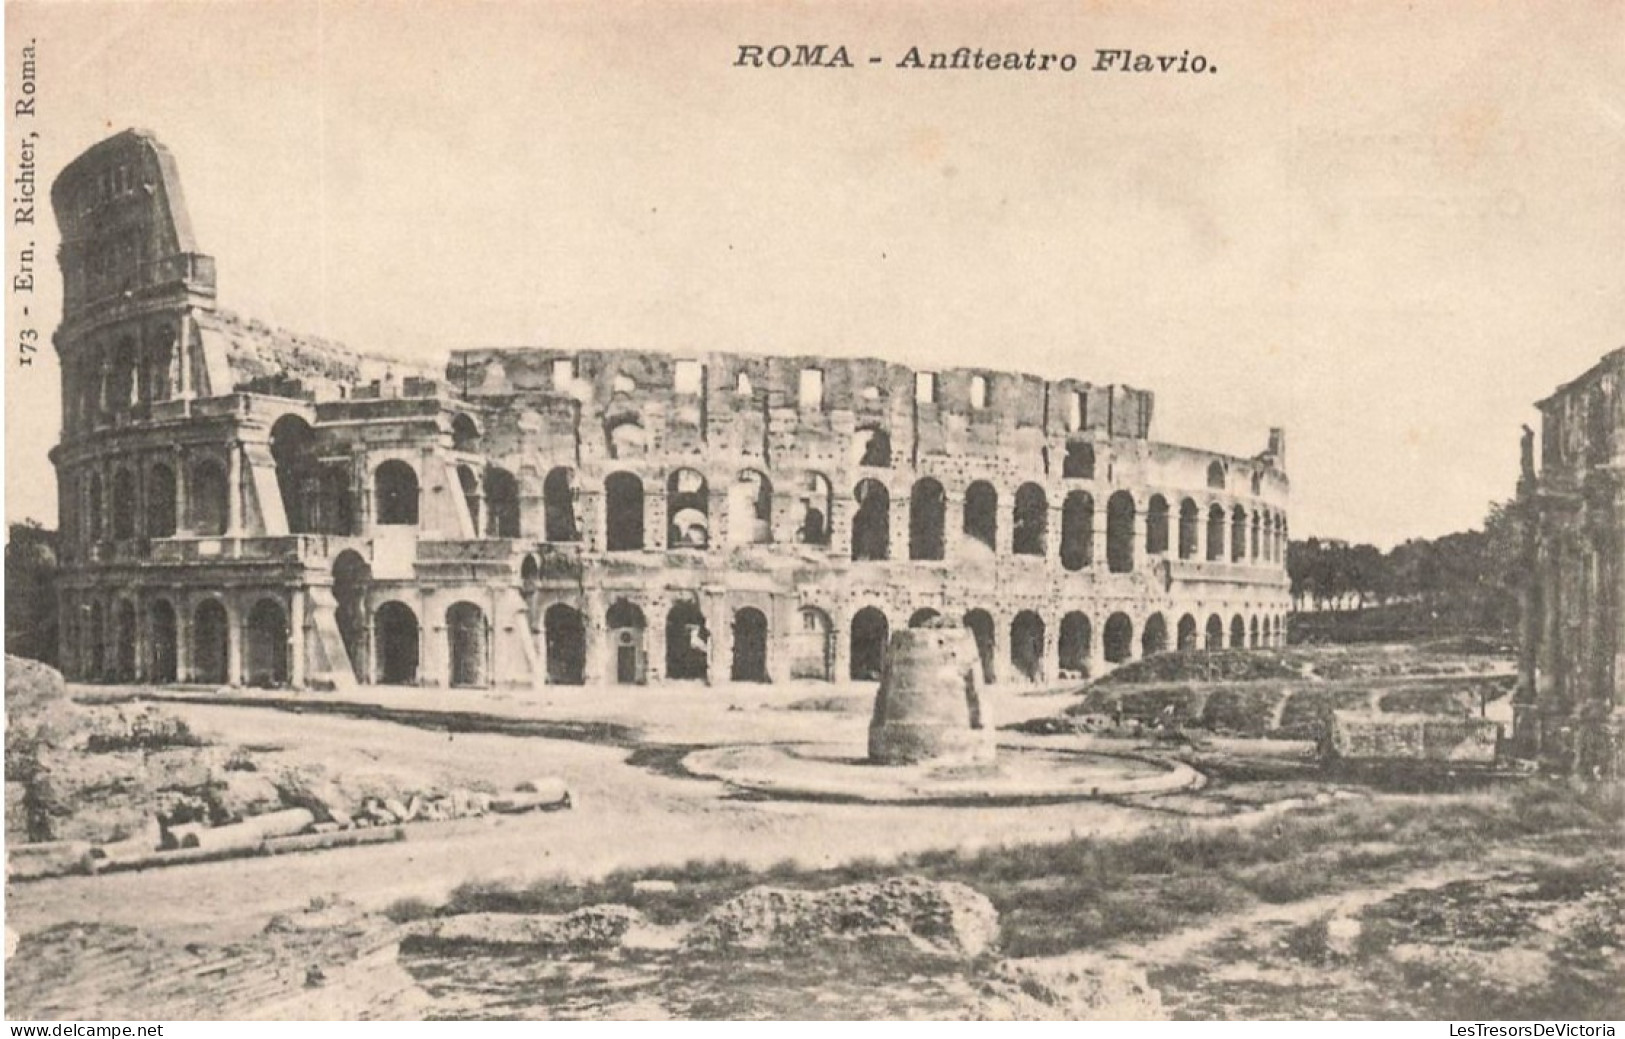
5 0 1622 547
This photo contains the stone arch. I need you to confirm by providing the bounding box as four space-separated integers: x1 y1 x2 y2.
544 467 579 542
447 601 488 687
148 599 178 683
606 599 648 685
1104 612 1134 664
1059 612 1092 676
963 480 998 553
909 478 947 560
1061 491 1094 571
1274 614 1284 646
193 599 229 684
604 472 645 551
797 472 833 546
1141 613 1169 657
333 550 370 683
1177 613 1198 651
147 463 177 538
457 464 481 533
728 470 774 546
1178 498 1199 559
1206 503 1226 561
1231 505 1248 562
1206 614 1225 651
86 600 106 680
850 606 889 681
667 468 710 549
374 460 420 526
485 467 520 538
86 472 104 542
1145 495 1170 556
908 608 942 628
245 597 289 687
189 460 229 536
665 600 710 681
1250 510 1262 562
1012 482 1047 556
1249 615 1261 649
791 606 835 681
1010 610 1045 682
270 414 321 534
1230 614 1246 649
1106 491 1136 573
1064 441 1095 479
851 479 890 561
853 425 891 468
543 603 585 685
605 416 646 460
114 599 137 681
962 609 996 684
451 413 481 453
731 607 769 682
1207 460 1226 489
111 468 136 540
375 601 420 685
319 465 355 536
142 326 176 403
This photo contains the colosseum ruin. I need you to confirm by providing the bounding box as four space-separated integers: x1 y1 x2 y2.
49 129 1291 693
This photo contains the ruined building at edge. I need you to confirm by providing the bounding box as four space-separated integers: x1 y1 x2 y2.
50 130 1291 692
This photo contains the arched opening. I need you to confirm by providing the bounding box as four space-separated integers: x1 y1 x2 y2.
544 604 586 685
1231 506 1247 562
1206 504 1226 561
1061 491 1094 571
1059 612 1091 677
1064 441 1095 479
86 602 106 681
376 602 420 685
1250 511 1262 562
850 607 889 681
1207 461 1226 490
1177 614 1198 651
457 465 481 533
1273 614 1284 646
665 601 710 681
485 467 520 538
149 600 178 683
1249 615 1261 649
193 599 229 684
1012 483 1047 556
731 607 769 682
606 417 646 460
797 472 832 546
270 414 321 534
1145 495 1170 556
374 461 420 526
851 479 890 561
1141 613 1168 657
908 608 942 628
606 599 648 685
143 330 175 403
963 481 997 553
147 464 177 538
1178 499 1199 560
791 607 834 681
853 426 891 468
909 478 946 560
245 598 289 687
1010 611 1045 682
1205 614 1225 651
1104 613 1134 664
333 550 370 682
110 470 136 540
604 472 645 551
1230 614 1246 649
544 468 580 542
1106 491 1136 573
451 413 481 453
667 468 710 548
114 600 137 681
447 602 487 687
728 470 773 546
87 473 104 542
319 466 354 535
962 609 996 684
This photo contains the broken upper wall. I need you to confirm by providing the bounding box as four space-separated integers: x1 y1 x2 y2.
1539 346 1624 481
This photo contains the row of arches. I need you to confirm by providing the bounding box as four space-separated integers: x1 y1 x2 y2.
68 596 291 687
78 458 229 543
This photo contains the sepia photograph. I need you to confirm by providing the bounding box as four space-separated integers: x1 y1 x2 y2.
2 0 1621 1024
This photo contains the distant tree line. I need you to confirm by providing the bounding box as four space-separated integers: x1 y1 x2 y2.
1287 501 1524 635
6 521 59 665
